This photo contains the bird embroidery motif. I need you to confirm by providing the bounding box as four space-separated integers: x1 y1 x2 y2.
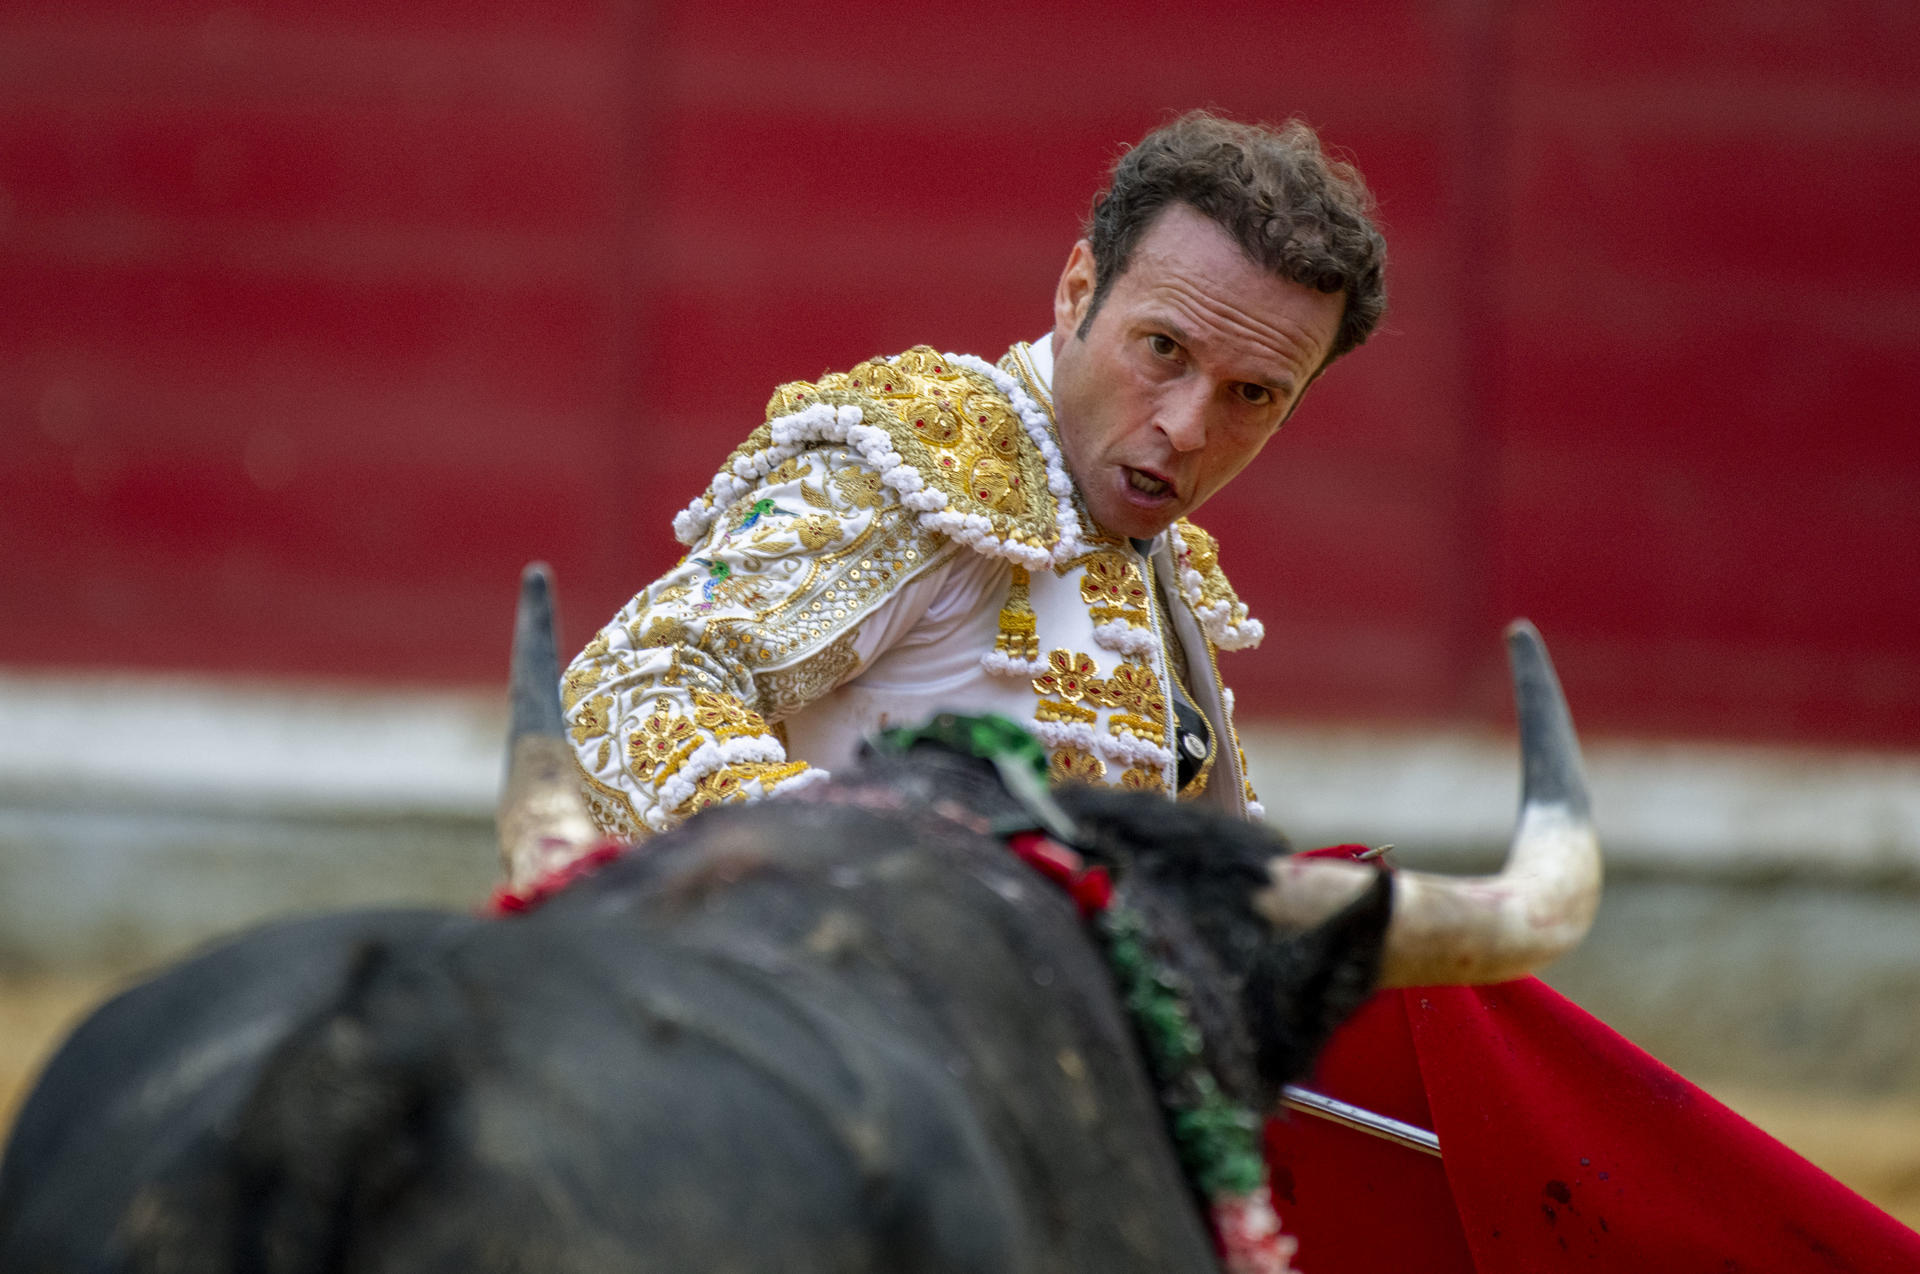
732 497 795 534
692 558 731 608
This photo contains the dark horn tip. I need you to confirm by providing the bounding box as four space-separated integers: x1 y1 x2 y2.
1504 619 1591 818
509 561 566 743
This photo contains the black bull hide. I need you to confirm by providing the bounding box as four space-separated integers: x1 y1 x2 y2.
0 748 1390 1274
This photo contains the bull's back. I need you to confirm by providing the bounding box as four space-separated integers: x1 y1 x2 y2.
0 908 471 1268
0 788 1221 1273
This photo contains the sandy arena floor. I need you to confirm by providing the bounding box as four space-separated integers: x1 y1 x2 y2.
5 970 1918 1232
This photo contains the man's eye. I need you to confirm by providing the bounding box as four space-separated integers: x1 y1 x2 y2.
1237 383 1273 406
1147 334 1179 358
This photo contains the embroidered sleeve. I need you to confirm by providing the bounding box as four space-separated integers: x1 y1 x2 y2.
563 445 953 840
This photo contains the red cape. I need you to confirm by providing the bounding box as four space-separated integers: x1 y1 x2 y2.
1265 978 1920 1272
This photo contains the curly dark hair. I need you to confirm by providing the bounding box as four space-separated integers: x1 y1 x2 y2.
1082 111 1387 366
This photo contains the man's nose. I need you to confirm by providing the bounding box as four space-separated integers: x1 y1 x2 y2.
1158 385 1209 452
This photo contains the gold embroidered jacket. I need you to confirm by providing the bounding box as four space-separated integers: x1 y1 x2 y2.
563 344 1266 841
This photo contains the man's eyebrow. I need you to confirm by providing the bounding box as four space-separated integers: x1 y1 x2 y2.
1149 317 1195 348
1149 313 1298 394
1249 366 1297 397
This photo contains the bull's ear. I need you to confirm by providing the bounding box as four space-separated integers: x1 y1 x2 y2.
1246 870 1393 1092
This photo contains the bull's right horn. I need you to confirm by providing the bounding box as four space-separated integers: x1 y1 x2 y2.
1255 621 1601 987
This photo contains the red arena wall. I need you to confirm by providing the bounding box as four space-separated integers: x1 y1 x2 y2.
4 1 1917 747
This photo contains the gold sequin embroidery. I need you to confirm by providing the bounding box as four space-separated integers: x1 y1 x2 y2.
1050 748 1107 785
1095 661 1167 741
568 693 612 749
575 758 645 840
637 616 691 649
832 467 885 509
675 760 812 817
561 660 603 713
1033 649 1103 725
1079 551 1151 628
758 632 861 721
794 514 839 550
1180 521 1220 575
690 688 772 743
627 697 700 782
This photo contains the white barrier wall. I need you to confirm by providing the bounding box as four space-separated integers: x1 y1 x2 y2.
4 672 1918 1092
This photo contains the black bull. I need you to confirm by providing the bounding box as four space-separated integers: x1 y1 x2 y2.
0 567 1595 1272
0 755 1391 1273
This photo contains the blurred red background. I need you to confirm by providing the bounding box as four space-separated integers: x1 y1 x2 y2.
4 0 1917 746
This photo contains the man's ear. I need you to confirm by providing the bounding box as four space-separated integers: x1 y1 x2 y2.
1053 239 1097 340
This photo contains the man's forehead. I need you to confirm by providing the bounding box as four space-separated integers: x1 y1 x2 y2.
1128 206 1330 307
1124 270 1338 382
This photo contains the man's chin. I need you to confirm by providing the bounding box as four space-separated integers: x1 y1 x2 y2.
1086 497 1181 542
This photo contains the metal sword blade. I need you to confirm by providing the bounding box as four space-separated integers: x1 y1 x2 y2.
1279 1084 1443 1158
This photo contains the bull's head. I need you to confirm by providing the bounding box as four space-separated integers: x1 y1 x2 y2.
500 565 1601 990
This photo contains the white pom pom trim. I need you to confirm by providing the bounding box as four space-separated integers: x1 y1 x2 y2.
1091 620 1159 659
1028 718 1175 771
655 734 788 811
980 650 1048 677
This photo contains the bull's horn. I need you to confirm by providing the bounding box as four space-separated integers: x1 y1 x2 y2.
497 563 603 889
1255 621 1601 987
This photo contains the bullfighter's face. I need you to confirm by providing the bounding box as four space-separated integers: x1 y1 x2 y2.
1047 203 1345 540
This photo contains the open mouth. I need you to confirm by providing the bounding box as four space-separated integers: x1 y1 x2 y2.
1125 467 1171 498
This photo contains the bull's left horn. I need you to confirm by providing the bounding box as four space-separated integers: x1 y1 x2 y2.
1255 621 1601 987
497 563 602 889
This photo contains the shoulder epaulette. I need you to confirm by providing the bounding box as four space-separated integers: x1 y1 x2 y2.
673 346 1087 570
1170 519 1263 650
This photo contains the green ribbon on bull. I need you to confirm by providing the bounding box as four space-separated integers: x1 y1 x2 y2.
1102 905 1269 1199
869 712 1080 843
